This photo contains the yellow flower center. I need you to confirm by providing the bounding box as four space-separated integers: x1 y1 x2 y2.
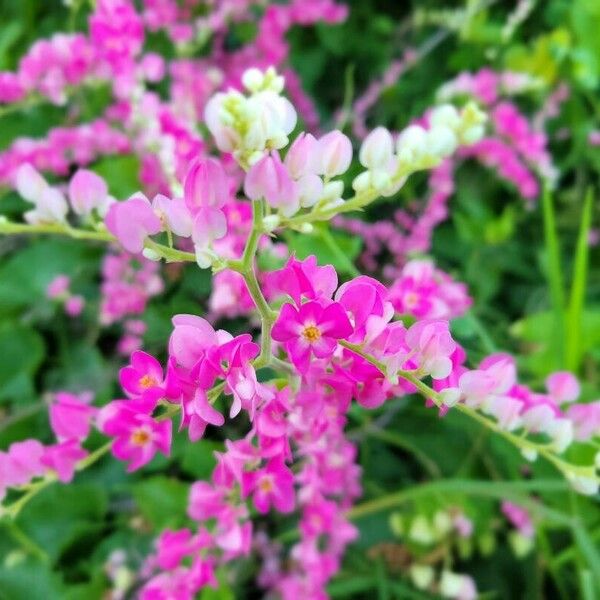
258 476 274 493
130 428 151 446
139 374 157 389
302 325 321 343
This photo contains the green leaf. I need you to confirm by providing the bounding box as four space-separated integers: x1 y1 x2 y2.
285 229 361 276
92 155 141 199
16 483 108 564
0 322 44 403
180 438 220 479
0 559 65 600
565 188 594 371
541 185 566 368
132 476 188 529
0 239 97 314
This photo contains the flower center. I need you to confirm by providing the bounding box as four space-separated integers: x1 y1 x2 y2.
130 428 151 446
258 475 274 493
139 374 157 389
404 292 419 309
302 325 321 343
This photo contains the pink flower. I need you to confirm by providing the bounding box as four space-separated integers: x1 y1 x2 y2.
188 482 227 521
315 130 352 177
566 401 600 441
181 388 225 441
271 300 353 372
49 391 96 441
242 457 295 514
501 501 534 537
335 275 391 342
284 132 319 179
546 372 580 404
65 295 85 316
405 320 457 379
1 440 46 491
169 314 220 371
119 350 168 400
105 194 162 253
183 158 229 215
156 529 200 570
46 274 70 299
68 169 109 216
244 151 299 217
266 255 338 306
100 404 172 471
152 194 193 238
41 439 88 482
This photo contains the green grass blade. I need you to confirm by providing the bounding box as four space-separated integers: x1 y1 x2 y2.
565 187 594 371
541 184 566 368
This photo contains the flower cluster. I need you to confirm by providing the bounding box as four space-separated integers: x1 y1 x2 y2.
0 11 598 596
0 392 95 502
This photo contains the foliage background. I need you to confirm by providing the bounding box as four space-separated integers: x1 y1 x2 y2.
0 0 599 598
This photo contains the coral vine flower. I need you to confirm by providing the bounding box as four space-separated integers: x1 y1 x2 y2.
99 404 172 472
266 255 337 306
49 391 97 441
119 350 170 402
244 151 300 217
105 194 162 253
242 457 295 514
271 301 353 372
68 168 109 216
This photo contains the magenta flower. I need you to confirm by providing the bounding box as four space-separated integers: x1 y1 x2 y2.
41 439 88 482
169 314 220 371
183 157 229 215
119 350 168 400
271 300 353 372
265 255 338 307
244 151 299 217
181 388 225 442
1 440 46 488
242 457 295 514
49 391 97 442
100 404 172 472
405 319 457 380
105 194 162 254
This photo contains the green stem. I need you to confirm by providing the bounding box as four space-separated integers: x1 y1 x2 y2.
231 199 278 368
347 479 573 522
0 403 182 520
0 220 195 262
339 341 599 484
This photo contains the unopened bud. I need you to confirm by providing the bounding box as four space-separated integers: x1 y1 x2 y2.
142 248 161 261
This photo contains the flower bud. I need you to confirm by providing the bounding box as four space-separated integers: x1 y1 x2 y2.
242 67 264 93
427 125 458 158
285 132 318 179
430 104 460 130
15 163 48 203
359 127 393 169
262 214 281 232
244 152 299 217
184 158 229 215
396 125 427 165
297 173 324 208
316 130 352 177
68 169 108 216
410 565 434 590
